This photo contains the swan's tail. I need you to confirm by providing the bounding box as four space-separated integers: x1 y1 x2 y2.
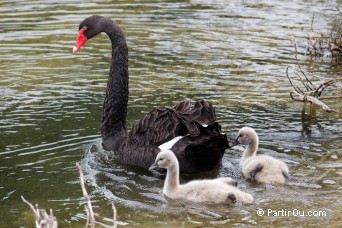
173 100 217 135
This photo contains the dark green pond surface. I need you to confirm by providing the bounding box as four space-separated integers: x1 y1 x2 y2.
0 0 341 227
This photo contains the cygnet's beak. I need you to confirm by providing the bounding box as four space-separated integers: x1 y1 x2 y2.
231 138 239 147
149 161 159 171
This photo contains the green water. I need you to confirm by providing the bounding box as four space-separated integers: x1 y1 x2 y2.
0 0 341 227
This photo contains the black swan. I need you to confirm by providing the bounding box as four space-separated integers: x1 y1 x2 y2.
72 15 230 173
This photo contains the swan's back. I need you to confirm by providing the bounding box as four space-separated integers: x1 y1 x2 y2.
124 100 230 173
128 100 218 145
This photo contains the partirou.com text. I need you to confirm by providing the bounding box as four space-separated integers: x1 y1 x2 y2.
257 208 327 217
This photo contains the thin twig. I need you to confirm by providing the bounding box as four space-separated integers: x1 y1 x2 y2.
76 163 95 228
112 203 117 228
290 91 335 113
336 7 342 14
286 67 303 94
293 43 316 89
287 61 341 113
21 196 40 227
315 79 336 97
310 13 315 32
85 205 90 228
21 196 57 228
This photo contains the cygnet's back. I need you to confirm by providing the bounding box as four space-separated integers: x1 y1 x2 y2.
149 150 254 204
243 154 289 184
233 127 289 185
176 178 254 204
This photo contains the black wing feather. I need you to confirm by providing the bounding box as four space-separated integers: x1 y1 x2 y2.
128 100 217 146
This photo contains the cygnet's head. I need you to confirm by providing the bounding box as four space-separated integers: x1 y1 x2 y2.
149 150 178 171
231 127 258 147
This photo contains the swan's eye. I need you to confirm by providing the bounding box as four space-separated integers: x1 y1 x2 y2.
82 26 88 31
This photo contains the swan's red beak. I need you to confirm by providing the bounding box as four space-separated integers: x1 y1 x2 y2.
72 27 87 54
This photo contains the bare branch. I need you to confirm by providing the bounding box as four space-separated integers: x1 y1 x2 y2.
287 57 341 113
310 13 315 32
286 66 304 94
336 7 341 14
290 91 335 113
76 163 95 228
21 196 57 228
112 203 117 228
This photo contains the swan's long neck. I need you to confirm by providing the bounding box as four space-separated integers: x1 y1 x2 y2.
241 134 259 163
101 21 129 141
164 162 180 195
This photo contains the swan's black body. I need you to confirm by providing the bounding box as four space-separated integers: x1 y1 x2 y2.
74 15 230 173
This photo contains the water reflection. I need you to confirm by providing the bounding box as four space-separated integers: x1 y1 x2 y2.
300 104 324 139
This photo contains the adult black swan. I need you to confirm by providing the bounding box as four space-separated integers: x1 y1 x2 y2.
72 15 230 173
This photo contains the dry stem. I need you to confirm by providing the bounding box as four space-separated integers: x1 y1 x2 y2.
21 196 58 228
76 162 95 228
286 66 341 113
76 163 118 228
306 10 342 56
22 164 118 227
